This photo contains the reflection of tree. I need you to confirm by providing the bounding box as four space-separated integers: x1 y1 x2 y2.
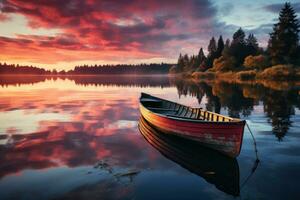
201 83 221 113
71 75 171 88
0 76 49 87
211 82 254 118
262 90 297 141
0 75 172 88
174 79 300 140
174 80 254 117
173 79 205 105
173 79 222 113
243 83 299 140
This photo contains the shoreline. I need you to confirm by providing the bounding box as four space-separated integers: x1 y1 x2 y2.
0 73 172 77
172 66 300 82
171 71 300 91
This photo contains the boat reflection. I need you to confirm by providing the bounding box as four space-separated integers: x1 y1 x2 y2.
138 117 240 196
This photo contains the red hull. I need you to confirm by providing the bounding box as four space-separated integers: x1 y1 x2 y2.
139 94 245 158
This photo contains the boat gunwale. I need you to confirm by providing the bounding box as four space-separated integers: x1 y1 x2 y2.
140 93 246 125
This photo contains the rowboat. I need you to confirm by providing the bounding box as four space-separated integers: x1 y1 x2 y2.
139 93 246 158
138 117 240 196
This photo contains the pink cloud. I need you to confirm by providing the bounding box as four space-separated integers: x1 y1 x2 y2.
0 0 218 67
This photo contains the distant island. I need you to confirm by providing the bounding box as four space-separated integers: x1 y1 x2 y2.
170 2 300 82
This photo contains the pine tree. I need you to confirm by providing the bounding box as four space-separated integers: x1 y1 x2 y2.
222 39 231 56
177 53 184 72
206 37 217 68
232 28 246 45
230 28 248 65
216 36 224 58
189 55 196 70
268 2 299 65
195 47 207 71
198 47 206 65
208 37 217 56
225 39 230 47
183 54 190 71
246 34 259 56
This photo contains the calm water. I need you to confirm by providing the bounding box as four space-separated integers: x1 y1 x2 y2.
0 75 300 200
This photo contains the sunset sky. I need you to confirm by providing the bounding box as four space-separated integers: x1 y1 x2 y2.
0 0 299 70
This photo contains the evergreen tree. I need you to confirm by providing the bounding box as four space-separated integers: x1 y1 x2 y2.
222 39 231 56
208 37 217 56
229 28 248 65
195 47 207 71
216 35 224 58
268 2 299 65
225 39 230 48
183 54 190 71
232 28 246 45
189 55 196 70
246 34 259 55
206 37 217 68
177 53 184 72
197 47 206 64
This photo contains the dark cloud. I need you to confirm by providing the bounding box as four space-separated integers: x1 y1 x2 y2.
247 23 273 35
264 2 300 13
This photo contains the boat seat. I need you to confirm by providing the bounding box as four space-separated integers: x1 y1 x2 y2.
148 107 175 111
166 114 189 119
167 114 205 121
161 111 178 115
140 98 162 102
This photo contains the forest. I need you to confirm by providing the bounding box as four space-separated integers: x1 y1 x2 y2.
171 3 300 80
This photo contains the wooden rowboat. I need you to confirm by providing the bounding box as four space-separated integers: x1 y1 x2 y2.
138 117 240 196
139 93 246 158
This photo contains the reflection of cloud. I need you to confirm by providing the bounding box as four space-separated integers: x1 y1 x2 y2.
0 109 71 135
107 120 138 129
0 82 159 179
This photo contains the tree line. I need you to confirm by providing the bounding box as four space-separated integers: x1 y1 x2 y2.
172 2 300 74
0 63 52 75
69 63 172 74
0 63 172 75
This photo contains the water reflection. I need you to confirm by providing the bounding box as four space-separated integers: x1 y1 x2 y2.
0 75 300 199
1 75 300 141
172 79 300 140
0 75 172 88
139 117 240 196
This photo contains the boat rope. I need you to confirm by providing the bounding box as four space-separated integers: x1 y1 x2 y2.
240 122 260 190
246 122 259 161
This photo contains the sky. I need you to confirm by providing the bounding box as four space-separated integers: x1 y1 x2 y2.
0 0 299 70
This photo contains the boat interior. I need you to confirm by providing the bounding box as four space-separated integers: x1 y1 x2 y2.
141 95 235 122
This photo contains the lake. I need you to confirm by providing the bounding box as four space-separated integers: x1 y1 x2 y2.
0 75 300 200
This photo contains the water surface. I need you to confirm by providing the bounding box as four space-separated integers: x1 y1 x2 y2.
0 75 300 200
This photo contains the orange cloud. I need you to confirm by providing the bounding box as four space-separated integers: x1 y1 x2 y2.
0 0 217 70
